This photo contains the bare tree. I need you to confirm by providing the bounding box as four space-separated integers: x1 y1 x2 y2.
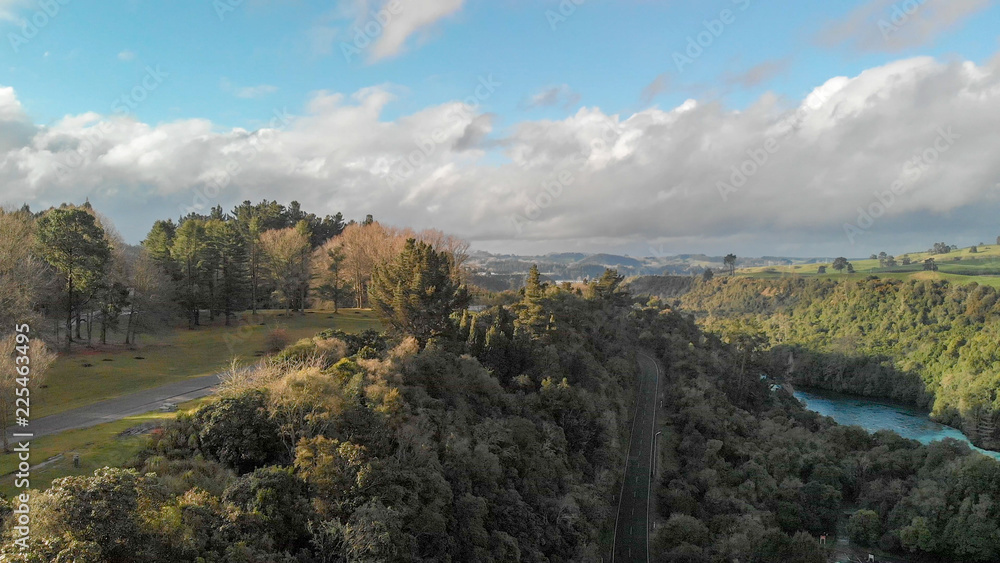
260 227 312 314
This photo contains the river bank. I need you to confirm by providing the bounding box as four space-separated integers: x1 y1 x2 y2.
794 387 1000 461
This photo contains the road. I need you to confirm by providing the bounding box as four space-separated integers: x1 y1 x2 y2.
612 353 661 563
8 374 222 440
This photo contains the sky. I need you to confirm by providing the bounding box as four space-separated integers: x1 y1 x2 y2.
1 0 999 258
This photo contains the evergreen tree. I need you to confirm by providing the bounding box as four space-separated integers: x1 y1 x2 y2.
172 218 208 328
35 208 112 350
369 238 469 348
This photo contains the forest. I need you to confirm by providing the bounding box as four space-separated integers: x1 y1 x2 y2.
7 202 1000 561
680 275 1000 449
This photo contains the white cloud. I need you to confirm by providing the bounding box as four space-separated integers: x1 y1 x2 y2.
523 85 581 110
117 50 136 62
821 0 991 52
220 78 279 99
0 0 24 22
236 85 278 99
314 0 465 61
3 55 1000 256
367 0 464 61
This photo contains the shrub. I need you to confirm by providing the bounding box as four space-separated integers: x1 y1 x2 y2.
264 327 290 353
195 390 285 473
847 509 881 546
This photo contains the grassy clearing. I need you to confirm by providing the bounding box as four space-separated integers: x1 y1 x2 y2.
34 309 380 419
0 397 213 498
738 244 1000 288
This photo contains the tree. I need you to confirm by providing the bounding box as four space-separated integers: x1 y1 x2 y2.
313 242 347 312
195 390 285 473
0 334 55 451
878 251 888 268
593 268 625 301
902 255 912 266
924 258 938 271
817 266 827 274
724 254 737 276
207 220 249 325
35 208 112 350
121 246 175 345
0 209 48 332
222 466 313 553
702 268 714 281
172 218 208 328
33 468 152 561
338 221 404 308
260 226 311 314
971 245 979 254
846 262 855 274
848 509 881 546
369 238 469 348
832 257 849 273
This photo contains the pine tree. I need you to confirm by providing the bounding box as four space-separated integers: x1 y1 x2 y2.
172 219 208 328
35 208 112 351
369 239 469 348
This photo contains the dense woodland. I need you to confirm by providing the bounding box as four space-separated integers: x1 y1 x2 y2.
680 276 1000 450
8 202 1000 560
644 305 1000 562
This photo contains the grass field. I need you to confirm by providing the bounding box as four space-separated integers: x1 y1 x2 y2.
1 309 381 496
738 244 1000 288
0 397 212 498
33 309 381 419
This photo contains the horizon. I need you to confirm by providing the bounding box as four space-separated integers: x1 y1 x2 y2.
1 1 999 258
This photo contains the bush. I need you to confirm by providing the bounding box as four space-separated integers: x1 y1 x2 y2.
195 390 285 473
847 509 881 546
264 327 290 353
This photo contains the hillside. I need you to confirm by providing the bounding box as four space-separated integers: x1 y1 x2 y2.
739 242 1000 288
680 275 1000 450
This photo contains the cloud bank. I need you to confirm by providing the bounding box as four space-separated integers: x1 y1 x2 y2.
2 56 1000 256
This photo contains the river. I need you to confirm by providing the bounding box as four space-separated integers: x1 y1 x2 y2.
793 388 1000 461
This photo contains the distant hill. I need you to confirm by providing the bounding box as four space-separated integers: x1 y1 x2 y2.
466 250 826 284
739 242 1000 289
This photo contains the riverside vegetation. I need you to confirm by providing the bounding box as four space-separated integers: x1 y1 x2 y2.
681 276 1000 450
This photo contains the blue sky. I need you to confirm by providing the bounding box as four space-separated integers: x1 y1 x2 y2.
1 0 999 257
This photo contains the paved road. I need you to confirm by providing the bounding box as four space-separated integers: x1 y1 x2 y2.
8 374 222 440
612 353 661 563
